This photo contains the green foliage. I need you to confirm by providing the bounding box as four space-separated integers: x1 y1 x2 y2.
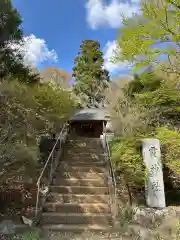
109 72 154 137
0 0 22 46
0 80 75 181
110 68 180 196
72 40 109 107
0 0 39 83
0 0 77 219
34 84 75 130
135 78 180 126
0 1 76 183
111 125 180 193
156 127 180 176
111 0 180 208
21 229 43 240
126 70 162 98
115 0 180 73
111 137 145 185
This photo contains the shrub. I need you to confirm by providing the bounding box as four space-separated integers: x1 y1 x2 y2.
111 136 145 204
135 79 180 127
0 80 75 181
111 137 144 185
156 127 180 188
111 126 180 203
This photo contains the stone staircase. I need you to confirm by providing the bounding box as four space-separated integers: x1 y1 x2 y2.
40 138 112 232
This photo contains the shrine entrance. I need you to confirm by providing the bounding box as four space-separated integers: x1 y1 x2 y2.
70 120 104 138
69 108 110 138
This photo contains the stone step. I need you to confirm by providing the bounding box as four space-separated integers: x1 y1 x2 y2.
41 212 111 225
41 223 111 232
52 178 108 186
66 152 104 157
56 166 108 173
50 185 109 195
59 161 105 167
43 203 110 213
68 138 100 143
64 145 102 150
65 142 102 146
65 150 103 155
56 171 107 179
63 158 105 163
46 193 110 204
64 154 105 161
66 144 101 149
12 224 31 234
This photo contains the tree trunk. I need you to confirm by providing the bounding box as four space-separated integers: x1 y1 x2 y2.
126 182 133 206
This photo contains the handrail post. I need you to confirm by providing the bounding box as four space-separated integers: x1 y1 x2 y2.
35 182 40 216
50 154 53 182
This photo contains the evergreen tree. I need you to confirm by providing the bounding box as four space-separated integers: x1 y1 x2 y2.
0 0 38 83
72 40 109 107
0 0 22 47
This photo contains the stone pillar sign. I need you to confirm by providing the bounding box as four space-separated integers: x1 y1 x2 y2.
142 139 166 208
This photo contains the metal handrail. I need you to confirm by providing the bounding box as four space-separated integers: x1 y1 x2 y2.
103 122 117 221
35 123 68 216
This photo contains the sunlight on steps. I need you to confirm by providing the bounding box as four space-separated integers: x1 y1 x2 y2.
39 137 113 232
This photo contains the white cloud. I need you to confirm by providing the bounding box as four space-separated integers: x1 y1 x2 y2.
103 40 129 73
10 34 58 67
86 0 140 29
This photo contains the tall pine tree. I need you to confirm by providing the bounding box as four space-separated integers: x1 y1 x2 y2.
72 40 109 107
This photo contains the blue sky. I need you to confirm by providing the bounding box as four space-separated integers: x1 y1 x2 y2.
12 0 140 77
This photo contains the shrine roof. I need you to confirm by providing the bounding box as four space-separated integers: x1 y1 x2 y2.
71 108 110 121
